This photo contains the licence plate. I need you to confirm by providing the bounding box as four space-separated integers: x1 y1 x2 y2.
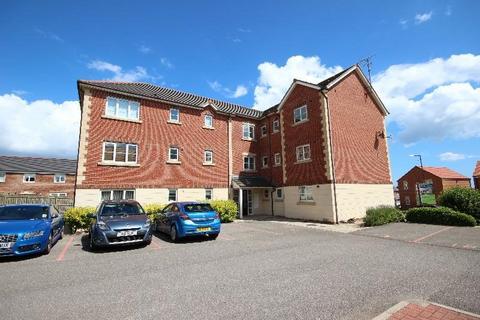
197 227 211 232
0 243 12 248
117 230 137 237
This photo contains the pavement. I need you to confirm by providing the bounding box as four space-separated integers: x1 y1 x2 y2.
1 220 479 320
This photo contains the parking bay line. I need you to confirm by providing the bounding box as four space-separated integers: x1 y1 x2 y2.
410 226 453 243
56 235 76 261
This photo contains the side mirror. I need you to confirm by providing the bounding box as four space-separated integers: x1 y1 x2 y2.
87 213 96 219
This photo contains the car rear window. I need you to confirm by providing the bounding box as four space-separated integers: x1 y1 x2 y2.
0 206 49 220
183 204 214 213
100 203 145 216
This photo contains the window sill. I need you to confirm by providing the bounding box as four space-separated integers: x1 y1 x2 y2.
54 182 66 184
22 182 36 184
271 130 280 135
260 135 267 139
273 164 282 167
241 138 256 142
98 162 140 167
294 159 312 165
202 126 215 130
292 119 309 127
242 169 257 173
166 160 182 165
167 120 182 125
297 201 316 205
261 166 269 169
203 163 215 166
102 115 142 124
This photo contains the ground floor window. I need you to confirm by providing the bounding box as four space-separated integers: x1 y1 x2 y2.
275 188 283 199
299 186 313 201
404 195 411 206
205 188 212 200
168 189 177 202
49 192 67 198
263 189 270 199
101 190 135 201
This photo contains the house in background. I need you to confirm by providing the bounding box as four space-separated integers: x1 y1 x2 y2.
473 161 480 190
75 65 394 223
397 166 471 209
0 156 77 198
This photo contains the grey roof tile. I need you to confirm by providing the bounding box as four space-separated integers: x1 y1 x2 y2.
0 156 77 174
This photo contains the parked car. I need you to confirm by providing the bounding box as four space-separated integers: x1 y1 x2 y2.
88 200 152 250
0 204 64 257
154 202 221 242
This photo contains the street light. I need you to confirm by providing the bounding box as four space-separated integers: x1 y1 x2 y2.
409 154 424 206
409 154 423 168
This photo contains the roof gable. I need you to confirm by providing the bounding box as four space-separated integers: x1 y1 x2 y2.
421 166 469 180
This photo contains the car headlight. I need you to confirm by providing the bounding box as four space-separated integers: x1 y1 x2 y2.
97 221 110 231
143 220 151 228
23 230 45 240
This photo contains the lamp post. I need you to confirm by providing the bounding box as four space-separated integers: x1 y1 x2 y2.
410 154 424 206
410 154 423 168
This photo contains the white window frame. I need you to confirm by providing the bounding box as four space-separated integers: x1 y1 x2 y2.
262 156 268 168
403 180 408 191
168 147 180 162
204 114 213 128
204 150 213 164
205 189 213 200
275 188 283 200
23 173 36 183
261 125 267 137
242 123 255 140
296 144 311 162
169 108 180 123
405 195 411 206
0 171 5 183
299 186 314 202
105 97 140 121
101 189 135 201
102 141 138 164
274 153 281 166
293 105 308 124
272 119 280 133
49 192 67 198
168 189 177 202
53 174 66 184
243 155 256 171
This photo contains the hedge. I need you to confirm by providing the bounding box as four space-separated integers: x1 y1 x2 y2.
209 199 238 223
143 203 166 222
405 206 476 227
438 187 480 221
364 206 405 226
63 207 96 233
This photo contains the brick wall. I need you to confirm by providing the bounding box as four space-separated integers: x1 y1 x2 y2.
327 71 391 184
0 173 75 197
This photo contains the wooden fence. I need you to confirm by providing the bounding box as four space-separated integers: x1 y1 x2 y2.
0 195 74 212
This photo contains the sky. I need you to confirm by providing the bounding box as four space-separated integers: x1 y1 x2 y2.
0 0 479 184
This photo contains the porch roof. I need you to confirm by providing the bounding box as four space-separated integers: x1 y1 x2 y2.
232 176 274 189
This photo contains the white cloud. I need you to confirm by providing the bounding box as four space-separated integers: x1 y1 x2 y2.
252 55 343 110
208 81 248 98
160 57 174 69
87 60 152 82
373 53 480 144
34 27 64 42
415 12 433 24
439 152 466 161
138 45 151 54
0 94 80 157
399 19 408 28
445 6 452 16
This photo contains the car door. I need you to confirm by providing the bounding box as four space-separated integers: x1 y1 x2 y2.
157 205 171 233
50 206 61 237
168 204 179 229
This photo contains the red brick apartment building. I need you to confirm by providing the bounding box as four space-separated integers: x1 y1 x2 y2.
473 161 480 190
397 166 471 209
0 156 76 198
75 65 394 222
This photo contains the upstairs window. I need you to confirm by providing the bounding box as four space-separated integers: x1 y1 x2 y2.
103 142 138 164
272 119 280 133
261 125 267 137
403 180 408 190
204 150 213 164
296 144 311 162
262 156 268 168
0 172 5 183
204 115 213 128
54 174 66 183
243 155 255 171
168 147 180 162
293 105 308 124
169 108 180 123
299 186 313 201
242 123 255 140
274 153 281 166
106 97 139 121
23 173 36 183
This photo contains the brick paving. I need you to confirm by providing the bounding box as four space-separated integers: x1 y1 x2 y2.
389 303 480 320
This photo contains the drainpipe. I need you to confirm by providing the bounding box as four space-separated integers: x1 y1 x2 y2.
271 188 275 216
321 89 339 224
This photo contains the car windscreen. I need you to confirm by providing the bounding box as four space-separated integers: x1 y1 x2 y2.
0 206 49 220
100 203 145 216
183 204 214 213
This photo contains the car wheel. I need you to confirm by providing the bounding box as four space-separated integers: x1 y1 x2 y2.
44 232 53 255
210 233 219 240
170 225 178 242
59 226 64 240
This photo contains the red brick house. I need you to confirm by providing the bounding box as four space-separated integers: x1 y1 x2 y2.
397 166 471 209
473 161 480 190
75 65 394 222
0 156 76 198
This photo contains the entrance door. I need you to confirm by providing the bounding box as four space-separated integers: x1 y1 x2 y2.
242 190 253 216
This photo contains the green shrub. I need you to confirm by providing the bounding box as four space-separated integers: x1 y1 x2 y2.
438 187 480 221
143 203 166 222
364 206 405 226
209 199 238 223
406 206 476 226
63 207 96 232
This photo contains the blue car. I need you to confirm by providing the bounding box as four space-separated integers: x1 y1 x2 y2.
154 202 221 242
0 204 64 257
88 200 152 250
